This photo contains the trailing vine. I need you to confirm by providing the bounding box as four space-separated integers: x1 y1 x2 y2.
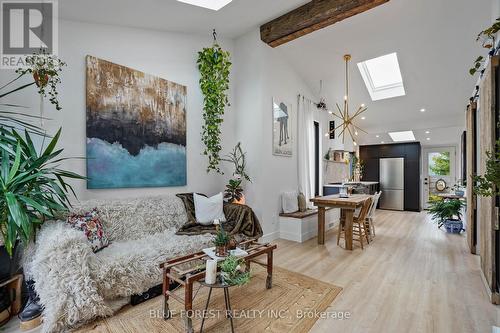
197 43 231 173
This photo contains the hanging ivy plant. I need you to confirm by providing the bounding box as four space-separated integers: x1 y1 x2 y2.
197 43 231 173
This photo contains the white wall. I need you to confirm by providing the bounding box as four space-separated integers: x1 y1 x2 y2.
233 30 338 240
1 20 236 201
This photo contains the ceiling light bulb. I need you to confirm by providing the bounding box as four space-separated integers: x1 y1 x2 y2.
328 111 333 114
425 131 430 134
376 135 380 138
355 131 358 136
361 116 366 120
420 108 426 112
344 95 348 101
426 137 430 141
361 103 365 107
353 141 357 146
381 141 385 144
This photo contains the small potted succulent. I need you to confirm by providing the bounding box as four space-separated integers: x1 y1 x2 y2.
452 180 465 197
427 199 466 233
213 220 230 257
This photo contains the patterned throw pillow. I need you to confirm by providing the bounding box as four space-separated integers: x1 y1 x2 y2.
67 209 109 252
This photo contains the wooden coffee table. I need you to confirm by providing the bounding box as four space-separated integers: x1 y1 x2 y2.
160 240 277 333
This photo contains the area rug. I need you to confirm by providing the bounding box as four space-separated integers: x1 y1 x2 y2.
78 266 342 333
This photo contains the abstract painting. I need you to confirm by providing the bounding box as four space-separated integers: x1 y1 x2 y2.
86 55 187 189
272 97 293 156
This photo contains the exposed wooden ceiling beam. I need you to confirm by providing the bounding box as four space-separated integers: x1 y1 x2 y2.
260 0 389 48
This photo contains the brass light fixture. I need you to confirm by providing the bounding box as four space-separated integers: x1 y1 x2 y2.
330 54 367 145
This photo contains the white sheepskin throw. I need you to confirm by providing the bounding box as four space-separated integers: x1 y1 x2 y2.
24 195 214 332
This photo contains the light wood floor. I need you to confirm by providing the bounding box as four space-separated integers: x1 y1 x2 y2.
4 210 500 333
274 210 500 333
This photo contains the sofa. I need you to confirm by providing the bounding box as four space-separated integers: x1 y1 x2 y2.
23 194 262 332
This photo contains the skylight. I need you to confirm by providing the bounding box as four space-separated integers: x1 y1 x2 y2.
388 131 415 142
357 53 406 101
177 0 232 11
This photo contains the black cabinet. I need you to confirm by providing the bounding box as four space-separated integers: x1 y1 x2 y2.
360 142 421 212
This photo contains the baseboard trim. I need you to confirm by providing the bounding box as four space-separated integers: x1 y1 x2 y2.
260 231 280 243
479 267 500 304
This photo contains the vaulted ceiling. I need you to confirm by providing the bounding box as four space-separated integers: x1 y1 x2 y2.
277 0 492 146
60 0 494 146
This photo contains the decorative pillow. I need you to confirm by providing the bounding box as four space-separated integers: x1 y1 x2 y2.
193 192 226 225
282 191 299 213
67 209 109 252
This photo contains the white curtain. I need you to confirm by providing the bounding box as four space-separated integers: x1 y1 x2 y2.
297 95 315 209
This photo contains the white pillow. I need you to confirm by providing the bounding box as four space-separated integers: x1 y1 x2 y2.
194 192 226 225
282 191 299 214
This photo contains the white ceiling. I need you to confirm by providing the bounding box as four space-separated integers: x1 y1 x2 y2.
276 0 493 146
59 0 310 38
60 0 494 147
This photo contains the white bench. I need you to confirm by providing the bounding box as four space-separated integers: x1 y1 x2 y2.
279 208 340 243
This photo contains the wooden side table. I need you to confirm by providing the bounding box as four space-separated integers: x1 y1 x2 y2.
0 274 23 322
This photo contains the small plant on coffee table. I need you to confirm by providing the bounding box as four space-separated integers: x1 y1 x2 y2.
220 255 250 286
214 227 230 257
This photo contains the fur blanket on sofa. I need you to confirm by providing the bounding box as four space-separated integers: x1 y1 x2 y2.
23 195 216 332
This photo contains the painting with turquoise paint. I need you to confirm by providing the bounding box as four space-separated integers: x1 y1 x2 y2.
85 55 187 189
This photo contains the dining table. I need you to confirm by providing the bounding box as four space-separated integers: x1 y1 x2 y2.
310 194 372 250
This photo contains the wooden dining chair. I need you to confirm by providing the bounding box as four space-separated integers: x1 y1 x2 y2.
337 197 373 250
365 191 382 239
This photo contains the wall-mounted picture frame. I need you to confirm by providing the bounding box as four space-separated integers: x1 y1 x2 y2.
272 97 293 157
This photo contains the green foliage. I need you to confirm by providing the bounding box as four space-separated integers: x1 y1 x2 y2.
429 152 450 176
219 255 250 286
214 227 230 247
427 199 465 223
221 142 251 182
15 51 66 111
197 44 232 173
473 130 500 197
0 128 84 256
470 18 500 76
0 51 83 256
224 178 243 203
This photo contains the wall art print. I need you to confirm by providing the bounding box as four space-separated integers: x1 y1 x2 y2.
86 55 187 189
272 97 293 157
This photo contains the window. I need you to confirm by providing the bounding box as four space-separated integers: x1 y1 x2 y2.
428 152 451 176
388 130 415 142
357 53 406 101
314 121 320 197
176 0 232 11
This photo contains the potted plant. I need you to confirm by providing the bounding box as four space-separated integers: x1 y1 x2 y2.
452 180 465 197
473 124 499 197
213 221 230 257
221 142 251 204
197 39 232 174
427 199 466 233
0 51 81 327
219 255 250 286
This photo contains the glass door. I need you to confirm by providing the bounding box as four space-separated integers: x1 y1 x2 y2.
422 147 456 208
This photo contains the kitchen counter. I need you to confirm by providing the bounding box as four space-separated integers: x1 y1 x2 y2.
323 182 379 195
324 181 379 187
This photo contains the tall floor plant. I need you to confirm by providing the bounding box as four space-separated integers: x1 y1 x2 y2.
0 52 82 256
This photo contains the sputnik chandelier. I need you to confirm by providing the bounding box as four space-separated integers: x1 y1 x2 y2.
330 54 367 145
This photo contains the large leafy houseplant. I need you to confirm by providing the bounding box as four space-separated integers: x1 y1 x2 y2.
427 198 465 230
197 43 231 173
0 52 81 256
